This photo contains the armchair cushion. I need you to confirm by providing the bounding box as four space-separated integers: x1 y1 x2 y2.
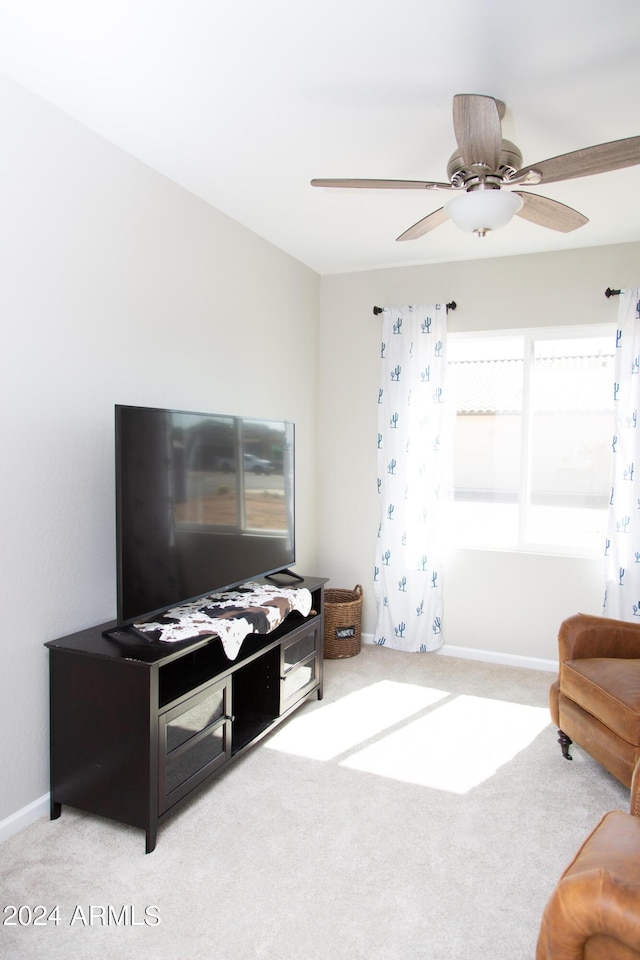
562 659 640 745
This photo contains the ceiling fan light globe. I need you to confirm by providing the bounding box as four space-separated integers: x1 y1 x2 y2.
445 190 523 235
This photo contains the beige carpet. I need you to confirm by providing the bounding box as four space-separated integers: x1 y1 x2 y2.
0 645 629 960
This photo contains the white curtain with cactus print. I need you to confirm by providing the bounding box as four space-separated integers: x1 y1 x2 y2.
374 304 447 652
604 289 640 620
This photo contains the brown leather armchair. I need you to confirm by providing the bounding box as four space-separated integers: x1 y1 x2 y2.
536 761 640 959
550 613 640 788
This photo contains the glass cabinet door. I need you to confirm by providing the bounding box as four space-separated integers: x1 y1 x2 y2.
280 625 319 713
166 686 226 752
160 678 232 812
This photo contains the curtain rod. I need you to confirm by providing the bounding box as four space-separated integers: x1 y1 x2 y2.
373 301 457 315
605 287 621 298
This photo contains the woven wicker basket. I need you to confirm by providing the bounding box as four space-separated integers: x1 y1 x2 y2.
324 584 363 659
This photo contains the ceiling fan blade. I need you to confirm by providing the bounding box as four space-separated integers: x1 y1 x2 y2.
311 178 453 190
514 136 640 185
396 207 449 241
452 94 502 174
514 192 589 232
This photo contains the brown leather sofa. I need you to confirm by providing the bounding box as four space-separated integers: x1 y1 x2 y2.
536 761 640 959
550 613 640 788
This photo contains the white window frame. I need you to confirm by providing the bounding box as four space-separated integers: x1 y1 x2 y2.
446 322 617 558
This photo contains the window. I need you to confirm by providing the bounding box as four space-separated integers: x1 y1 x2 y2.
446 325 616 555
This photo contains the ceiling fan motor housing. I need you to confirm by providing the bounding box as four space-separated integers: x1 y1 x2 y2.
447 139 524 187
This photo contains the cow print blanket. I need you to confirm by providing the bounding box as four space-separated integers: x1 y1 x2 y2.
133 582 312 660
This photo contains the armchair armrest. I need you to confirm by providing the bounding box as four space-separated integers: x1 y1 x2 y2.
632 759 640 817
558 613 640 664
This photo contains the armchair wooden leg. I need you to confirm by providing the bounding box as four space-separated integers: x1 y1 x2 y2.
558 729 573 760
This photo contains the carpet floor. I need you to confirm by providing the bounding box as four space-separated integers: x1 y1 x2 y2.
0 645 629 959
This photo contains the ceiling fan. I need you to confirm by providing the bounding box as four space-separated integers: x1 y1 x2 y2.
311 94 640 240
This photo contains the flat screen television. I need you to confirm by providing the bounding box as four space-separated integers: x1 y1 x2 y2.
113 404 296 627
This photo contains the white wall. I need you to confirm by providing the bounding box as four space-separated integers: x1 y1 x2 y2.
0 74 320 825
317 243 640 663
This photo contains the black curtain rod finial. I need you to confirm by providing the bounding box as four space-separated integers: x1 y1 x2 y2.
605 287 622 298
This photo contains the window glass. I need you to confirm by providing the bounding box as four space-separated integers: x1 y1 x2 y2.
448 337 522 548
446 327 615 555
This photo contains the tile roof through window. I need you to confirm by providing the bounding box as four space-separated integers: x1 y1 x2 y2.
447 354 614 415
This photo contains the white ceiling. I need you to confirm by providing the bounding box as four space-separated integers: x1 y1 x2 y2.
0 0 639 275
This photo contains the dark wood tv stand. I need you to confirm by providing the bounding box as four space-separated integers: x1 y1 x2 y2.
45 576 326 853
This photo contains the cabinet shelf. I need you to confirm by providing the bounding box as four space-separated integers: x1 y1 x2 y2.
232 711 277 754
159 643 230 708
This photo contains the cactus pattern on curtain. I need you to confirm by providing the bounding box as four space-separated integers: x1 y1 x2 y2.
373 304 447 652
604 289 640 620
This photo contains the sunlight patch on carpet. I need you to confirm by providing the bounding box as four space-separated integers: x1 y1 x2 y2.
265 680 549 792
341 694 549 793
264 680 449 761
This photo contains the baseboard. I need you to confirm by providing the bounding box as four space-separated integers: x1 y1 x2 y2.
361 633 558 673
435 643 558 673
0 793 49 846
